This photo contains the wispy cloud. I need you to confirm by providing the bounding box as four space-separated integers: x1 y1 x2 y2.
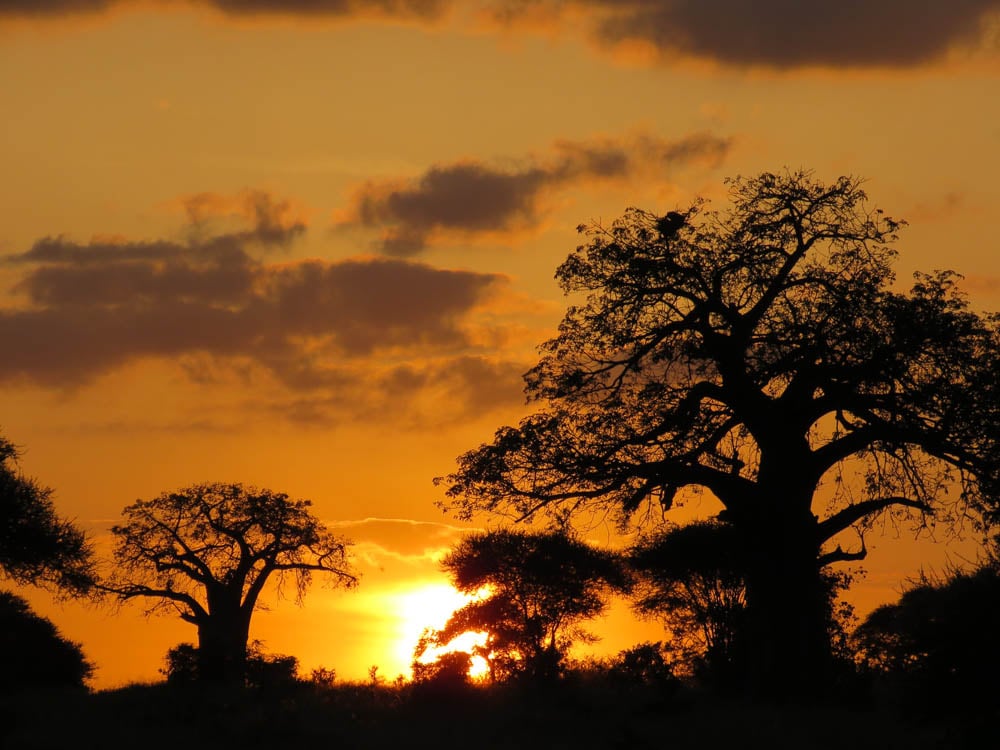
340 131 731 255
331 516 478 569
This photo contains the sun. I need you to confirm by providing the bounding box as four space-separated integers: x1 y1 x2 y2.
392 582 489 679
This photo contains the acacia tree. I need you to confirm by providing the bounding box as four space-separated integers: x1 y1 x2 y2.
104 482 357 684
629 521 748 681
421 529 628 683
0 433 94 595
440 171 1000 695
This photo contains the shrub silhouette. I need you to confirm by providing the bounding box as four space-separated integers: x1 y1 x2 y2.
163 640 299 689
0 590 93 691
854 556 1000 708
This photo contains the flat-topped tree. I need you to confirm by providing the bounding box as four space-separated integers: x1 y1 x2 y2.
104 482 356 684
440 171 1000 696
422 529 628 683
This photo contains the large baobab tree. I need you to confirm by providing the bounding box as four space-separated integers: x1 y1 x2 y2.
440 170 1000 695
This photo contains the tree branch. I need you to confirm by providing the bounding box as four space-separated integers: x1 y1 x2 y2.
817 496 932 543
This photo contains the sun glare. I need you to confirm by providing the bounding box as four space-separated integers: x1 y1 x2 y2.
393 583 489 679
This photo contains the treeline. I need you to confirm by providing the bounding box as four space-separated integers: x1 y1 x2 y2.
3 431 999 713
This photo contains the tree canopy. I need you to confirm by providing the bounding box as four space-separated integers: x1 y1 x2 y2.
0 433 94 595
629 521 747 681
103 482 357 683
439 170 1000 694
421 529 628 683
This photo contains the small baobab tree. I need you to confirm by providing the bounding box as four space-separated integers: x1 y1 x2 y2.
103 482 356 684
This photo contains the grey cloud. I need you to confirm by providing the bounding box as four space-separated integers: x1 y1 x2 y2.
9 193 302 310
0 213 506 388
0 0 446 19
205 0 447 19
260 259 496 354
5 0 997 70
348 132 731 255
494 0 1000 68
0 0 114 15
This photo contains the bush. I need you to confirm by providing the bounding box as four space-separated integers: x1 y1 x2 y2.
162 640 299 689
854 561 1000 709
0 590 93 691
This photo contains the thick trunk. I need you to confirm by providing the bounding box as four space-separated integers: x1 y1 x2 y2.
741 509 831 698
196 610 252 685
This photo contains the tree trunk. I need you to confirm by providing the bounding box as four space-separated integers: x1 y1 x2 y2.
740 509 831 698
196 610 252 685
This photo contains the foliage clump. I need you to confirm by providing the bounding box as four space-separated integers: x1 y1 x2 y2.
0 433 94 595
0 590 93 691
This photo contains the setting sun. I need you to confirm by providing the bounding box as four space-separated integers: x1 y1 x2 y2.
393 583 489 679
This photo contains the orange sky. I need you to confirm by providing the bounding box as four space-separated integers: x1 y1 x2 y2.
2 1 999 687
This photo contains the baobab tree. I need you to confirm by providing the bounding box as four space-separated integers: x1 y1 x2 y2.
439 170 1000 695
104 482 356 684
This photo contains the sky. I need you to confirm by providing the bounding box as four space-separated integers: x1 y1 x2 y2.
2 0 999 688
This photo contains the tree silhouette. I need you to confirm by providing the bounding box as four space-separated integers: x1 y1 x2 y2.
440 171 1000 695
629 521 748 683
421 529 628 683
0 433 94 595
0 590 93 690
103 482 356 684
630 520 856 688
853 550 1000 707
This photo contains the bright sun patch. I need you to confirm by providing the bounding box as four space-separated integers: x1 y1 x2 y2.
393 583 489 679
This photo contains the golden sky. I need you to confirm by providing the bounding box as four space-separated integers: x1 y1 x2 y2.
2 0 999 687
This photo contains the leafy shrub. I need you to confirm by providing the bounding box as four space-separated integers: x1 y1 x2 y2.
0 589 93 691
162 640 299 689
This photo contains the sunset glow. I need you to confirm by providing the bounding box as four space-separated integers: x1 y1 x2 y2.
1 0 997 691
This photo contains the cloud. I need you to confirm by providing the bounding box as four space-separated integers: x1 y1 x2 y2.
0 193 510 399
342 131 731 255
0 0 447 20
203 0 447 19
332 517 476 560
489 0 1000 69
5 1 997 71
905 191 971 223
0 0 115 16
252 355 529 428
